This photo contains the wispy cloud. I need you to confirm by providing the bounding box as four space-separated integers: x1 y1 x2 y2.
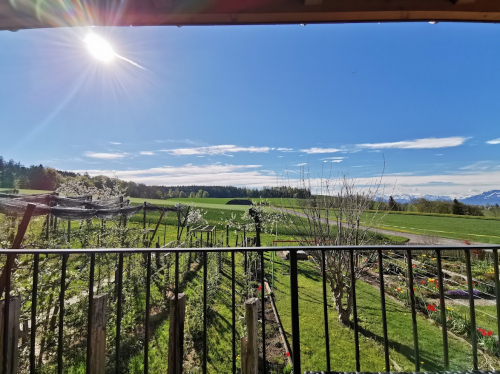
486 138 500 145
109 142 121 145
460 161 500 171
300 147 342 154
357 137 469 150
320 157 346 161
84 152 127 160
277 148 294 152
294 163 308 167
162 145 270 156
140 151 155 156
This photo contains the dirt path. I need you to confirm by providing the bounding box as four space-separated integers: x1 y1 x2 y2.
274 207 477 246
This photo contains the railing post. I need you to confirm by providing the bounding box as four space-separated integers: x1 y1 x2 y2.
465 249 478 369
289 249 301 374
406 249 420 371
168 293 186 374
0 296 20 374
493 249 500 341
241 298 258 374
89 294 107 374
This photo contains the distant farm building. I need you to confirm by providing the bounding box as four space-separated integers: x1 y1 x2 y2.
225 199 253 206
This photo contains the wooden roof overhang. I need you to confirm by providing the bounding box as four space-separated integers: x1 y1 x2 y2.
1 0 500 31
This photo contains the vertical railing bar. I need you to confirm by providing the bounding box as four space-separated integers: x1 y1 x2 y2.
289 249 301 374
115 253 124 374
58 254 68 374
465 249 478 370
321 250 331 372
436 249 449 368
406 249 419 371
349 249 360 372
30 253 40 374
203 252 207 374
2 254 13 374
377 249 390 371
231 251 236 374
174 252 179 373
144 252 152 374
86 253 95 374
260 250 266 373
493 248 500 341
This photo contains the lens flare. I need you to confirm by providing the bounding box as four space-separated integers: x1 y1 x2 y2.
84 33 115 62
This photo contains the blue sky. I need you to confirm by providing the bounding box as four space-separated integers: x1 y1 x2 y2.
1 22 499 197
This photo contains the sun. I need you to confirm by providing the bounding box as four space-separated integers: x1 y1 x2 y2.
84 33 116 63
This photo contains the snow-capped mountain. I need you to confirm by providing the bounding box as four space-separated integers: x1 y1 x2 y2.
459 190 500 206
382 194 452 204
381 190 500 205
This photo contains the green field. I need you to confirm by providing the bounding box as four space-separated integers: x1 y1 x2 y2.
361 211 500 243
0 188 52 195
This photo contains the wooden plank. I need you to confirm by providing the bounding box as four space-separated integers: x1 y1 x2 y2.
168 293 186 374
90 294 107 374
0 297 20 374
241 298 258 374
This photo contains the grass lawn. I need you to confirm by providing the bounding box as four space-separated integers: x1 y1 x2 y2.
270 254 495 372
127 253 249 374
271 254 387 372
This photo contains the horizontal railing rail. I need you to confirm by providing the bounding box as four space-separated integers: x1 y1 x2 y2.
1 244 500 374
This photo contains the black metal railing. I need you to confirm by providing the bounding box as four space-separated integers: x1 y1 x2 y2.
1 244 500 374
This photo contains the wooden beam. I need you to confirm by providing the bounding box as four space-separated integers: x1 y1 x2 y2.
304 0 323 5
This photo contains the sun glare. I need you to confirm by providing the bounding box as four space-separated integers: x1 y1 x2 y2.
84 33 115 62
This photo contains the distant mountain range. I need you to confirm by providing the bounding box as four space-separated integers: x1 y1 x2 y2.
385 190 500 205
460 190 500 206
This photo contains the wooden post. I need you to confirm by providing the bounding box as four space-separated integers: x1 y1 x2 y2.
0 297 20 374
168 293 186 374
89 294 107 374
149 209 165 247
226 225 229 247
241 298 258 374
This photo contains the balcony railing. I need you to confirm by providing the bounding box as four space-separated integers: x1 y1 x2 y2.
1 244 500 374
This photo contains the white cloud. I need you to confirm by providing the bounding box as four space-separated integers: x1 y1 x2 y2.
300 147 342 154
352 170 500 198
294 163 308 167
161 145 270 156
140 151 155 156
109 142 121 145
70 162 500 198
357 137 469 150
277 148 294 152
70 164 281 188
84 152 127 160
486 138 500 145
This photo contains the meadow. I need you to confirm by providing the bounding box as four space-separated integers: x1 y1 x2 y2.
361 211 500 244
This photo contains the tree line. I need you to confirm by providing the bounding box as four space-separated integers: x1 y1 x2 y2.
0 156 311 199
382 196 484 216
